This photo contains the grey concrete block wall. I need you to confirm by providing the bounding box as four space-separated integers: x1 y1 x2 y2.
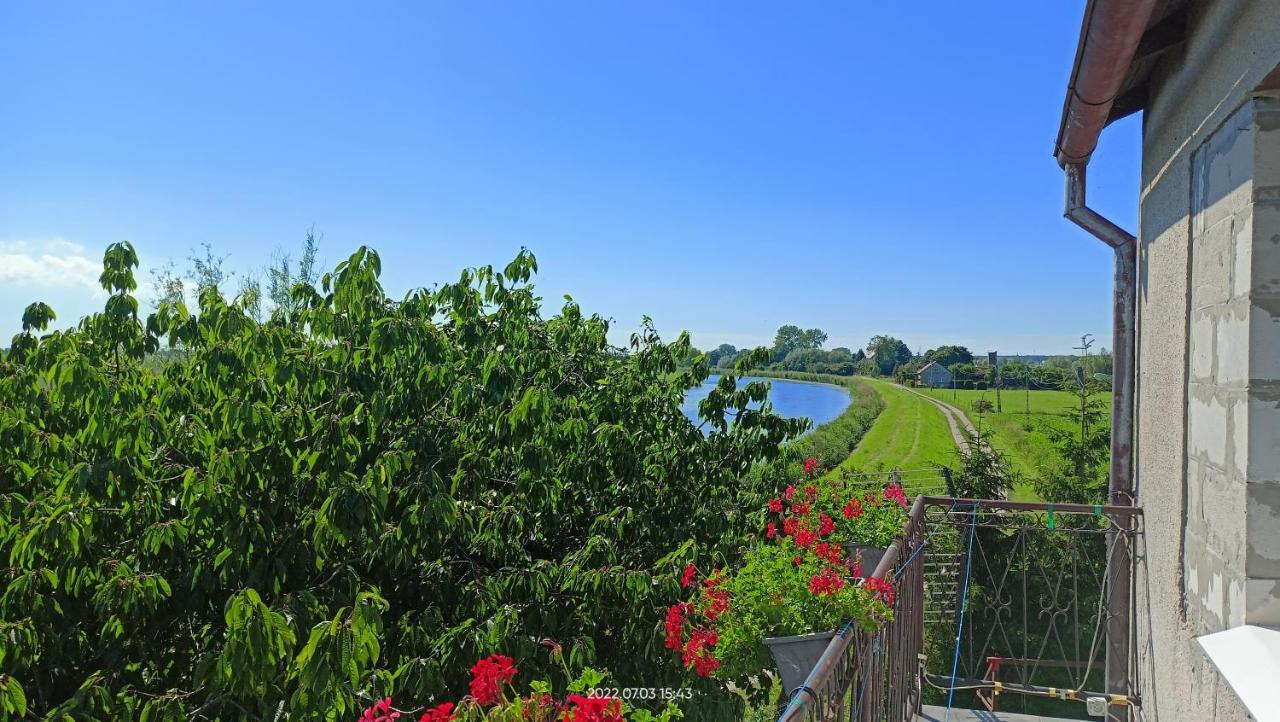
1133 1 1280 720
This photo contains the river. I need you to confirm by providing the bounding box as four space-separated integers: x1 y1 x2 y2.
679 374 851 431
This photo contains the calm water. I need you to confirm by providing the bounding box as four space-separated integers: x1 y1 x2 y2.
680 375 851 431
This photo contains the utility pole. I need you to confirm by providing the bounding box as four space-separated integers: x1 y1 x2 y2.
1024 366 1031 428
988 350 1002 413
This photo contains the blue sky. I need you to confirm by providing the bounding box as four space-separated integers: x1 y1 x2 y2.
0 1 1139 355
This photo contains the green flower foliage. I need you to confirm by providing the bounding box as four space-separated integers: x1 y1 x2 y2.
704 540 887 679
0 244 806 720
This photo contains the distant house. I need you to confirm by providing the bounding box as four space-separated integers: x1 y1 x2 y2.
916 361 951 388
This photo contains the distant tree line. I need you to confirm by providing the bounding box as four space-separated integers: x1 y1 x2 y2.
683 327 1114 391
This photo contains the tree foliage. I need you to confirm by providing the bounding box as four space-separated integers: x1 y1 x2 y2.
770 326 826 363
923 345 972 369
1034 377 1110 503
865 335 911 376
0 243 807 720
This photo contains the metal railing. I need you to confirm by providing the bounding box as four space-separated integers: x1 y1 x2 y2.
776 496 1142 722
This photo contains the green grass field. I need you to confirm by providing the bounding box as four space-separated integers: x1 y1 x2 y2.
917 386 1111 497
838 378 958 473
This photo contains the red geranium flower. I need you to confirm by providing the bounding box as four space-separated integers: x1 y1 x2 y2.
683 628 720 677
818 513 835 537
469 654 518 705
885 482 908 508
664 602 689 650
767 497 783 513
865 576 897 605
794 527 817 549
842 499 863 519
803 457 819 475
784 484 796 501
562 694 623 722
791 502 810 516
808 567 847 596
701 572 730 620
419 702 455 722
680 564 697 588
360 698 400 722
766 522 777 538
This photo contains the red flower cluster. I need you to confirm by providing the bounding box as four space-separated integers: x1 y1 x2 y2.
841 499 863 519
803 457 819 475
680 564 697 588
808 567 846 596
884 482 908 508
766 522 777 538
357 655 632 722
813 542 843 565
793 526 816 549
359 698 400 722
562 694 623 722
700 571 729 620
767 497 783 513
784 484 796 501
419 703 455 722
664 602 692 650
864 576 896 606
682 627 720 677
470 654 518 705
664 567 726 677
818 513 836 537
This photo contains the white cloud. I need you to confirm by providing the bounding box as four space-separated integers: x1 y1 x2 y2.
0 239 102 292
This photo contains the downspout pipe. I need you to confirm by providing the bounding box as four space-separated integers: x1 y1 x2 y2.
1064 162 1136 508
1064 160 1138 722
1055 5 1154 720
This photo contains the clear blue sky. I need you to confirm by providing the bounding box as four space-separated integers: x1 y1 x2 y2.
0 1 1139 355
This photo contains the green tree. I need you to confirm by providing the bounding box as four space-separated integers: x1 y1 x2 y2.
866 335 911 376
1034 377 1111 503
0 245 806 719
924 345 972 368
770 325 826 362
707 343 738 367
267 228 322 316
945 432 1016 500
948 362 985 389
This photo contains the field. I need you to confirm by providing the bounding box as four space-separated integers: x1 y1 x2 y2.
917 386 1112 495
838 378 958 473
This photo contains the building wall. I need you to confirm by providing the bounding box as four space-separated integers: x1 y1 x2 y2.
1136 1 1280 720
919 365 951 388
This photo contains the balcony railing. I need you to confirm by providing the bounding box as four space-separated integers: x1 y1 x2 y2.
776 496 1142 722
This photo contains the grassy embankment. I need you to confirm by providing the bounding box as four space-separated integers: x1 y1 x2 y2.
737 370 885 483
736 372 958 480
918 386 1112 498
839 378 957 474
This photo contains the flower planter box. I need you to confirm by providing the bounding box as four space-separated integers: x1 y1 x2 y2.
845 543 887 574
763 630 838 695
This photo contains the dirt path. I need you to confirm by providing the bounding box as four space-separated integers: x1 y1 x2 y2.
893 383 982 452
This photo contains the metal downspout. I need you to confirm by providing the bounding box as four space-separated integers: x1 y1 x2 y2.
1064 162 1136 722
